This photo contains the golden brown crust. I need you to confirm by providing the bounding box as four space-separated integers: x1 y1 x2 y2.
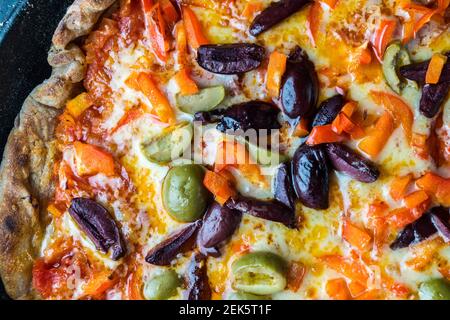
0 0 116 299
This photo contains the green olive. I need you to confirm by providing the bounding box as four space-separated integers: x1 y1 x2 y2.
143 270 181 300
236 137 288 166
382 42 416 95
141 122 193 164
418 278 450 300
177 86 225 114
227 291 271 300
231 251 287 295
162 164 209 222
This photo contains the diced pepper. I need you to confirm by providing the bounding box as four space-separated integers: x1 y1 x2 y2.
354 289 381 300
287 261 306 292
66 93 93 118
266 51 287 97
241 1 263 19
366 201 389 255
126 269 144 300
321 0 339 9
143 3 169 62
82 271 117 298
402 14 415 44
348 281 367 297
342 219 372 252
341 101 357 117
403 190 429 209
413 8 437 35
203 170 237 205
182 6 208 49
307 1 323 47
174 21 188 66
358 112 394 157
370 90 413 143
386 206 426 229
321 254 370 285
332 112 364 138
326 278 351 300
111 107 144 134
160 0 179 26
174 68 199 96
73 141 115 176
359 47 372 64
372 19 397 60
416 172 450 206
390 174 413 201
137 72 175 124
306 124 345 145
47 204 63 218
293 118 309 137
425 53 448 84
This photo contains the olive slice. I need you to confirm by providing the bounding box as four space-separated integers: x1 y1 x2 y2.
418 279 450 300
382 42 414 94
141 122 193 164
231 251 287 295
177 86 226 114
143 270 181 300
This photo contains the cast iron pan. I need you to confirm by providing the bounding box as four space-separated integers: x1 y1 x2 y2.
0 0 73 300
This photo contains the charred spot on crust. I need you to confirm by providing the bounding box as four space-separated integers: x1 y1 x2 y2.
17 154 28 167
4 216 17 233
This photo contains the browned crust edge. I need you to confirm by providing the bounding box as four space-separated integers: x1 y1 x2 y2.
0 0 116 300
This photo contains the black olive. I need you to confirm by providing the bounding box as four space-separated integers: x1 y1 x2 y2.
399 52 450 84
69 198 126 260
274 162 296 210
311 95 346 127
419 81 450 118
249 0 312 36
390 211 437 250
186 253 212 300
197 43 265 74
430 206 450 242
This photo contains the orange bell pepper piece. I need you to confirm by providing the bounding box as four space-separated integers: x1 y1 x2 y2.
413 8 437 35
174 21 188 66
307 1 323 47
354 289 381 300
403 190 429 209
359 47 372 64
137 72 175 124
402 14 415 44
386 205 428 229
326 278 351 300
293 118 310 137
321 254 370 285
203 170 237 205
306 124 345 145
160 0 179 26
332 112 364 138
341 101 357 117
321 0 339 9
342 218 372 252
416 172 450 206
47 204 63 218
370 90 413 143
126 270 144 300
182 6 208 49
425 53 447 84
372 19 397 60
389 174 413 201
174 68 199 96
66 92 93 118
143 3 169 62
366 201 389 255
241 1 263 19
358 112 394 157
73 141 115 176
266 51 287 97
82 271 118 298
111 107 144 134
287 261 306 292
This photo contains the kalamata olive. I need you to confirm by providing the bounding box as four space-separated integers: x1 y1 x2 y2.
198 202 242 249
231 251 287 295
419 81 450 118
325 143 379 183
280 48 319 119
249 0 312 36
390 212 437 250
69 198 126 260
225 195 296 228
274 162 296 210
145 220 201 266
291 144 330 209
186 253 212 300
197 44 265 74
195 101 281 135
399 52 450 84
430 206 450 242
143 270 181 300
162 165 210 222
418 279 450 300
311 95 346 127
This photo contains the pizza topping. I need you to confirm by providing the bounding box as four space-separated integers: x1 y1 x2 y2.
73 141 116 177
399 52 450 84
311 94 346 127
430 206 450 242
280 47 319 119
68 198 126 260
182 5 209 49
382 42 413 95
176 86 225 114
196 43 265 75
249 0 312 36
291 144 329 209
325 143 379 183
140 121 193 164
197 202 242 251
425 53 448 84
162 165 210 222
418 278 450 300
186 253 212 300
358 112 394 157
145 220 201 266
225 195 296 228
203 170 237 205
231 251 288 295
420 82 450 118
143 269 182 300
273 162 296 210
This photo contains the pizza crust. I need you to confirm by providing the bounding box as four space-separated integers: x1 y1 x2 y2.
0 0 116 299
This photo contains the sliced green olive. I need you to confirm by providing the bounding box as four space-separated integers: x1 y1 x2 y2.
141 122 193 164
143 270 181 300
231 251 287 295
237 137 288 166
162 164 209 222
177 86 225 114
227 291 271 300
418 279 450 300
382 42 414 94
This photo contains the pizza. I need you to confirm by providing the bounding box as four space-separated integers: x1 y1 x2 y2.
0 0 449 300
